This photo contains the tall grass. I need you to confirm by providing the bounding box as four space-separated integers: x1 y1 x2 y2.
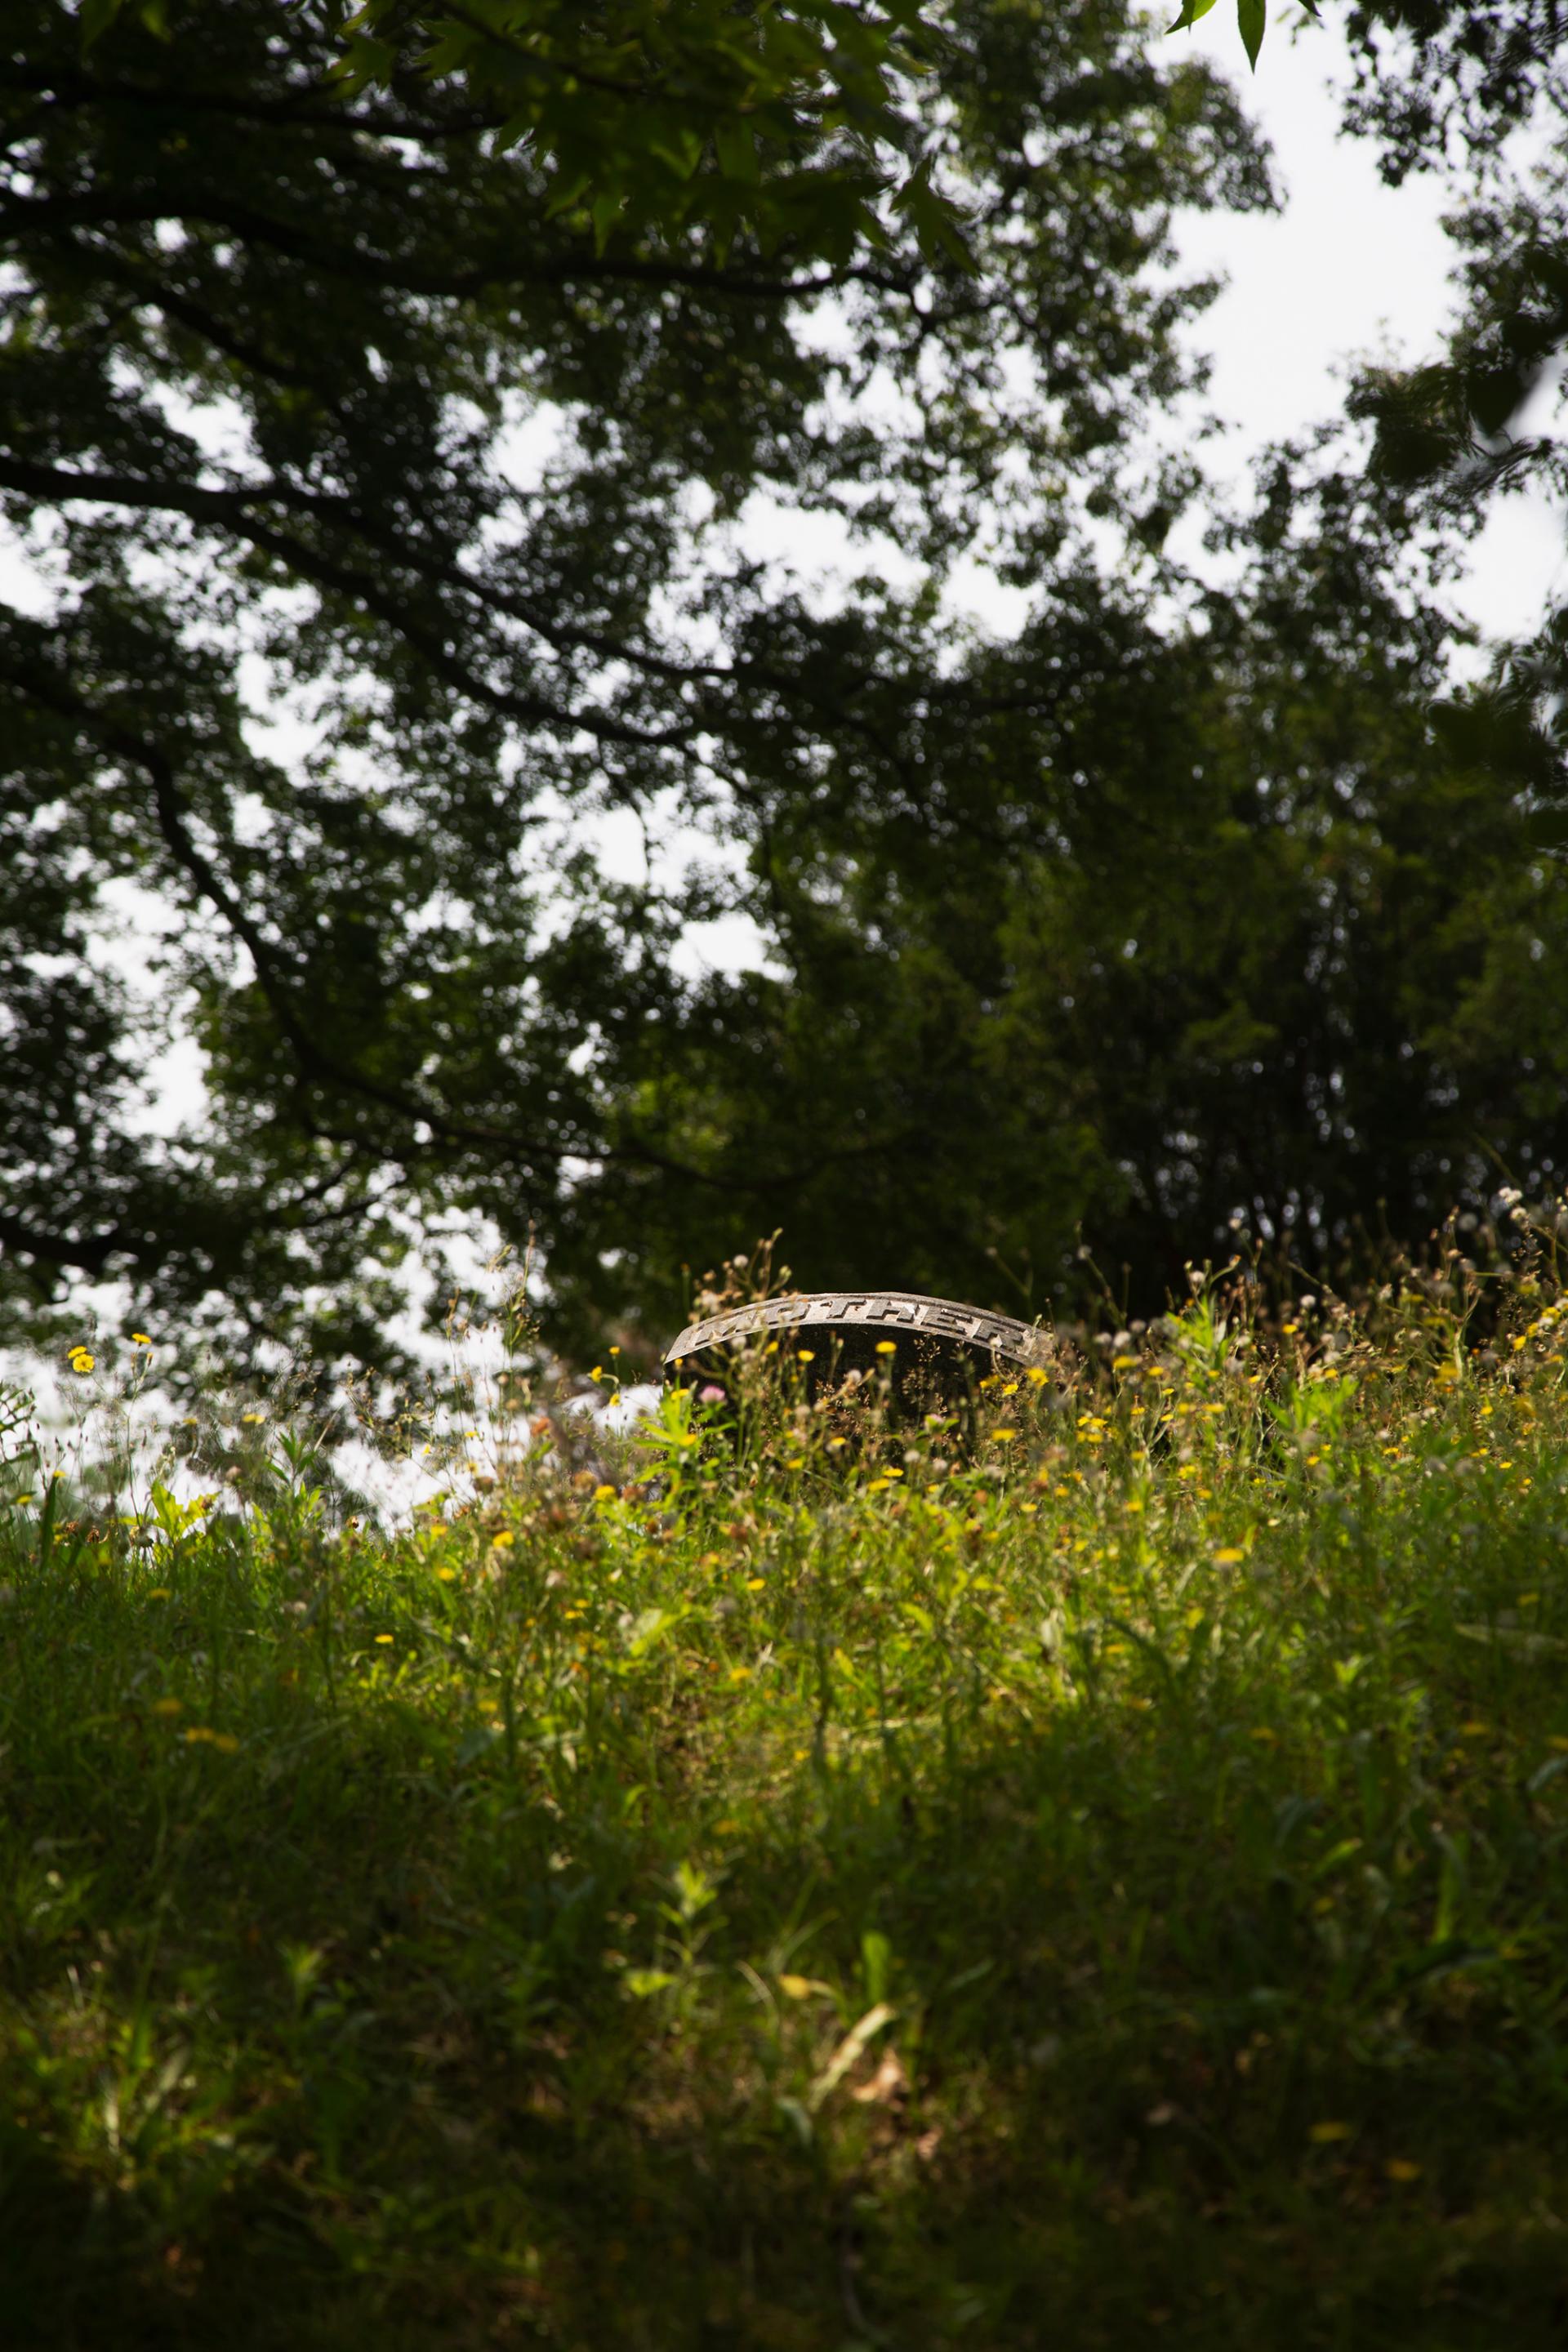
4 1232 1568 2348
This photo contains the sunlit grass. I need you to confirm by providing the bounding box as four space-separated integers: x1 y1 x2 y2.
4 1245 1568 2346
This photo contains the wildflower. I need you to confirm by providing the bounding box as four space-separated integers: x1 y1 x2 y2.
795 1349 815 1363
149 1696 183 1717
146 1587 170 1601
491 1530 514 1549
991 1428 1018 1443
131 1333 153 1347
68 1348 95 1374
590 1365 604 1381
374 1633 394 1646
1214 1547 1245 1566
1026 1365 1048 1387
242 1411 265 1424
875 1339 897 1355
435 1566 457 1582
698 1384 726 1404
593 1482 617 1502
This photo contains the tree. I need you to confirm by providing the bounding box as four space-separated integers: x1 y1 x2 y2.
0 0 1267 1370
586 450 1568 1315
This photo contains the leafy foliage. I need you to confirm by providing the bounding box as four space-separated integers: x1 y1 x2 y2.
0 0 1269 1366
5 0 1568 1378
336 0 966 262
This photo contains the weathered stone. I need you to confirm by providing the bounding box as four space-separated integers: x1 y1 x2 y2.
663 1289 1051 1403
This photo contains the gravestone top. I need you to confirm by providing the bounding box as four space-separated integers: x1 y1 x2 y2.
663 1288 1051 1383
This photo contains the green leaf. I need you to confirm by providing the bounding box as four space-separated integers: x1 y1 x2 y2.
1166 0 1220 30
714 118 760 185
1238 0 1266 67
78 0 127 51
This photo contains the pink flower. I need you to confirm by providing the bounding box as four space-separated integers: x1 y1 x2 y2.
699 1384 727 1405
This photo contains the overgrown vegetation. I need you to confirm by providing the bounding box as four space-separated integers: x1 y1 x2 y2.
5 1218 1568 2347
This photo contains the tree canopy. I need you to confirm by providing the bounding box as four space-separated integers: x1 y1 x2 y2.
3 0 1566 1375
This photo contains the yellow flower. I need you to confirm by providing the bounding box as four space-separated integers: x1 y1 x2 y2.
795 1349 815 1363
1214 1547 1245 1566
1026 1365 1048 1387
875 1339 897 1355
131 1333 153 1347
434 1566 457 1583
241 1411 265 1424
69 1348 95 1374
374 1633 394 1646
491 1530 514 1549
149 1696 183 1717
211 1734 239 1755
1309 2120 1353 2145
145 1587 171 1601
991 1427 1018 1443
745 1575 765 1590
593 1482 618 1502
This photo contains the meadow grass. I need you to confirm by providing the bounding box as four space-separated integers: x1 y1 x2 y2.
5 1254 1568 2349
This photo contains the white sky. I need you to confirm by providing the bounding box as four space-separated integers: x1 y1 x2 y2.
1177 12 1566 641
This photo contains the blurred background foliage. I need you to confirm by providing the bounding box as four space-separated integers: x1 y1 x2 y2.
2 0 1568 1375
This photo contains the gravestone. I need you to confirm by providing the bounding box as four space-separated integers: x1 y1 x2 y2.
662 1289 1052 1406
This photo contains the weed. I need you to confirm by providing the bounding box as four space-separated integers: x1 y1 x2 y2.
3 1245 1568 2345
